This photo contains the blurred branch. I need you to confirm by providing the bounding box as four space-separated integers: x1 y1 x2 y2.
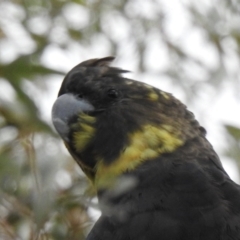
225 124 240 171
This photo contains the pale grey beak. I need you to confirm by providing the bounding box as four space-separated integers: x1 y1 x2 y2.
51 93 94 141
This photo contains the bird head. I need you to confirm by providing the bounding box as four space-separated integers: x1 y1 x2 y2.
52 57 204 190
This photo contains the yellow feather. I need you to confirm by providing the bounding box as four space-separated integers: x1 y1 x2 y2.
148 92 159 101
94 124 183 189
73 114 96 152
79 113 96 123
160 91 170 99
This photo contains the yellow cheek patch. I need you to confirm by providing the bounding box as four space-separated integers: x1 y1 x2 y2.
73 113 96 152
94 125 183 189
79 113 96 123
73 127 95 151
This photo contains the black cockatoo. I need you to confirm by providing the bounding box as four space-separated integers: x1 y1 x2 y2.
52 57 240 240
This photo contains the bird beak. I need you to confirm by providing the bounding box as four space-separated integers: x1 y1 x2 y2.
51 93 95 141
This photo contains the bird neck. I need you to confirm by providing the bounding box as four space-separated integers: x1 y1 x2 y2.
94 124 184 190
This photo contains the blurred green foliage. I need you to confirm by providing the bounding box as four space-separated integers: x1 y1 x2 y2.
225 124 240 169
0 0 239 239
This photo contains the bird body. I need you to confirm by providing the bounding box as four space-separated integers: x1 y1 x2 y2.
52 57 240 240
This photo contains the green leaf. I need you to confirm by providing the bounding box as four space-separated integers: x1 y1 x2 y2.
225 124 240 141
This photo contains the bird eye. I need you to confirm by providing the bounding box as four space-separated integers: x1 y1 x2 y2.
77 93 83 99
107 88 119 98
